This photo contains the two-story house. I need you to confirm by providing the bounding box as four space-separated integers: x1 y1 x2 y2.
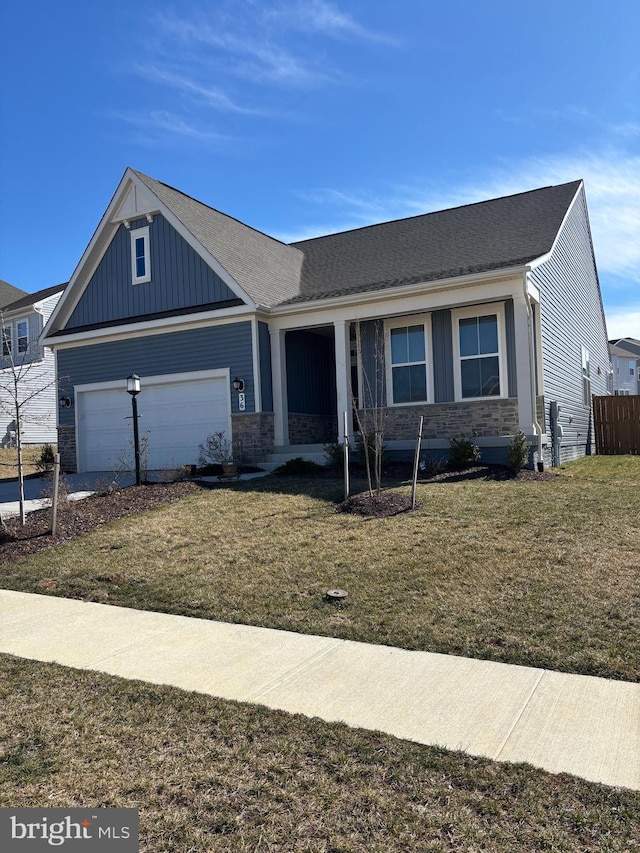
0 283 66 445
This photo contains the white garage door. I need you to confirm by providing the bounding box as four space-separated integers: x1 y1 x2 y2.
77 371 230 472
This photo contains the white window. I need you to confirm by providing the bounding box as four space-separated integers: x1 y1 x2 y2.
384 315 432 405
582 346 591 405
130 226 151 284
630 361 635 377
16 320 28 353
2 327 11 357
452 304 506 400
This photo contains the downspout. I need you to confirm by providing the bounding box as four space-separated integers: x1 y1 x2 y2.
523 270 544 469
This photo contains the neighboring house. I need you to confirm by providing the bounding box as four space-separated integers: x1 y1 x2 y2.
0 279 28 309
0 284 66 445
609 338 640 396
40 169 610 473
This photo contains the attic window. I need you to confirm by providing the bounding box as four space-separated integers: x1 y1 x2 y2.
130 226 151 285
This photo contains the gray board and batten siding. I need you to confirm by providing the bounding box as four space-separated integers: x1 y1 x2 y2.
57 322 255 427
64 215 243 331
529 186 609 462
356 306 518 407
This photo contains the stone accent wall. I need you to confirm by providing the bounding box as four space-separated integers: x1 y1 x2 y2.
288 413 336 445
57 427 77 473
231 413 275 462
360 399 520 441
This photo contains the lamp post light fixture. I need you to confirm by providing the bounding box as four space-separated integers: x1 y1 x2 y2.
126 374 142 486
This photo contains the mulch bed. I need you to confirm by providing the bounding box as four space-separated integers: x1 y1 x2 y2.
0 481 206 564
0 463 558 555
336 464 557 517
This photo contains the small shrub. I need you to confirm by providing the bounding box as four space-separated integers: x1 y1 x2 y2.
448 436 481 470
198 431 234 466
273 457 323 476
35 444 56 474
507 431 532 472
323 442 344 468
39 470 70 503
419 455 448 477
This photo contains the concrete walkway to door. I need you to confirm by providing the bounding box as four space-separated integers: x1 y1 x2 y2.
1 589 638 791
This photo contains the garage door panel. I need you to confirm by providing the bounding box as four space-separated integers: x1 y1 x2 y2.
78 374 230 472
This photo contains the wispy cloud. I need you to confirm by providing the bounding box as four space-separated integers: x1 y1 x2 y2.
152 8 335 88
109 110 228 144
134 64 263 114
265 0 397 44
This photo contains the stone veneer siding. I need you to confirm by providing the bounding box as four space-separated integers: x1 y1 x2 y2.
57 427 77 473
287 413 336 445
231 413 275 463
361 399 520 441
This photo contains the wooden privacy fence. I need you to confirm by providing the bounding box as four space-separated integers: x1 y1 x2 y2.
593 395 640 455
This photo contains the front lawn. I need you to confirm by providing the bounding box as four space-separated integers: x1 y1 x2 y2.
1 456 639 681
1 655 637 852
0 445 48 480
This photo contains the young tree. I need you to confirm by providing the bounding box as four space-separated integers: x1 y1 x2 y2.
0 312 61 524
352 320 386 496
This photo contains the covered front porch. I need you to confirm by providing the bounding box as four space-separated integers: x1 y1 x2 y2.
263 276 545 468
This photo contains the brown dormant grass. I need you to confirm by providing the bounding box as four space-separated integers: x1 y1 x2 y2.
1 456 639 680
1 654 637 852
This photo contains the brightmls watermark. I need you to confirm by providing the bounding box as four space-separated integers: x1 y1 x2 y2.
0 809 138 850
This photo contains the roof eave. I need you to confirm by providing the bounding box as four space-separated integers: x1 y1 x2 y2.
271 263 531 316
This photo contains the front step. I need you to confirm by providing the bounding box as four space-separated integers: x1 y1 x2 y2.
259 444 328 471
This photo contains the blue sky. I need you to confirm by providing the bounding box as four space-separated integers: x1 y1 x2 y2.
1 0 638 337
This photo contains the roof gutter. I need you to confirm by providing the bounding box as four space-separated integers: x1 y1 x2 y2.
270 264 529 317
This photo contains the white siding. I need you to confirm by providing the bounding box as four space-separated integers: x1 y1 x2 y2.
0 292 62 445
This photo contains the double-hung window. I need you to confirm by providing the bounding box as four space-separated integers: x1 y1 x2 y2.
453 304 506 400
385 315 431 405
2 327 11 357
16 320 28 354
130 226 151 285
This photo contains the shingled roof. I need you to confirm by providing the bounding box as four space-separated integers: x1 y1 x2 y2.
133 171 303 307
0 279 28 309
2 282 66 314
284 180 582 305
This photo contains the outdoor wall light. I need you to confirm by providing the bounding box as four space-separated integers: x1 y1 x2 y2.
126 374 142 485
126 374 141 396
59 395 72 409
232 377 245 392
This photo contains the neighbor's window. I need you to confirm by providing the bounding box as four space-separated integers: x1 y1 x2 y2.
630 361 635 377
453 305 505 400
582 346 591 405
17 320 28 353
2 327 11 357
385 316 431 404
130 226 151 284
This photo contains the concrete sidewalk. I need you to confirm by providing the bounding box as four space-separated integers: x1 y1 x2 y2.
1 589 638 791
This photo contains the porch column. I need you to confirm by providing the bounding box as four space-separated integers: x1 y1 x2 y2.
334 319 353 444
270 329 289 446
512 292 535 433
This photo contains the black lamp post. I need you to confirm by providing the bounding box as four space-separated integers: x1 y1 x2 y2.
126 374 142 485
